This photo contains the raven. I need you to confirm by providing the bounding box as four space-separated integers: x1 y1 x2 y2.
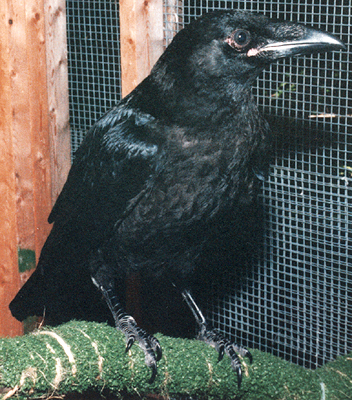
10 10 344 387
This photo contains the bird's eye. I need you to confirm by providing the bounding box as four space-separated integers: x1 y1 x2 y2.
225 29 251 51
234 30 250 46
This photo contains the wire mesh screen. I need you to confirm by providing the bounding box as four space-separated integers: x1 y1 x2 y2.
163 0 351 368
66 0 121 158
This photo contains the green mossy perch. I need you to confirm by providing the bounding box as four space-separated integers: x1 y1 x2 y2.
0 321 351 400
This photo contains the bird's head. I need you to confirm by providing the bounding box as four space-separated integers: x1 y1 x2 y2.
220 11 345 72
147 10 345 124
153 10 345 89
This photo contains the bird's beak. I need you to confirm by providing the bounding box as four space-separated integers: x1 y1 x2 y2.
248 26 346 60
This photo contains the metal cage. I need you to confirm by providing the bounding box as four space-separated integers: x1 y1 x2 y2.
66 0 121 158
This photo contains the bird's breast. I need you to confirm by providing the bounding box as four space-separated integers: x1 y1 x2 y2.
113 117 268 274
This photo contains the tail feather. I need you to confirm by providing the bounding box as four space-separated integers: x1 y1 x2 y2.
10 264 113 326
10 269 46 321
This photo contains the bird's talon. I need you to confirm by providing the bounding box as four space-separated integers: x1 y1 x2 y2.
236 367 242 389
125 337 135 352
155 343 162 362
148 363 157 384
246 350 253 364
218 345 225 362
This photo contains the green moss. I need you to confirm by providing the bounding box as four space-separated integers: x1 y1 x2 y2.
315 354 352 400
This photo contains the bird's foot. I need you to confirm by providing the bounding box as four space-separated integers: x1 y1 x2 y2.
197 324 252 388
181 289 251 388
120 314 162 383
94 282 162 383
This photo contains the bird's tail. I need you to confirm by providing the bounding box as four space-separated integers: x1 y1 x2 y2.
10 261 114 326
9 268 47 322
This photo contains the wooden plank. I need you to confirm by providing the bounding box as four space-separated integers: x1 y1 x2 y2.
0 0 23 337
10 0 36 260
44 0 71 204
119 0 164 97
0 0 70 336
25 0 53 259
146 0 164 74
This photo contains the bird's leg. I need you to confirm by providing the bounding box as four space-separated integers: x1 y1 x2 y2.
181 289 208 336
92 278 162 383
182 289 252 388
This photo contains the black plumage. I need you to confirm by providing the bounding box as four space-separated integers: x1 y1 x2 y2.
10 10 344 386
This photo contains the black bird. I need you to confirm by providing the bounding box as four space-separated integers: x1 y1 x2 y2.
10 10 344 387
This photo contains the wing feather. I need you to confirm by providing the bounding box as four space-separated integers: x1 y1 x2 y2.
46 104 161 258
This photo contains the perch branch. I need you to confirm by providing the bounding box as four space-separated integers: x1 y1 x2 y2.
0 321 351 400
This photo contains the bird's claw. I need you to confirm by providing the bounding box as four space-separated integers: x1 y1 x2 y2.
125 336 135 353
141 333 162 384
124 329 162 384
218 343 225 362
154 339 163 362
148 362 158 384
198 326 251 389
245 348 253 364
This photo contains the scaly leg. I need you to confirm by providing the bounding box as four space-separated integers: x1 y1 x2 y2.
182 289 252 388
92 278 162 383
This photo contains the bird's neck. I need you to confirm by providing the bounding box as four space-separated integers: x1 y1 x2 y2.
127 75 256 129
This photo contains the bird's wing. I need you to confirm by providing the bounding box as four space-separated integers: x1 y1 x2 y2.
9 103 163 322
47 104 162 256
